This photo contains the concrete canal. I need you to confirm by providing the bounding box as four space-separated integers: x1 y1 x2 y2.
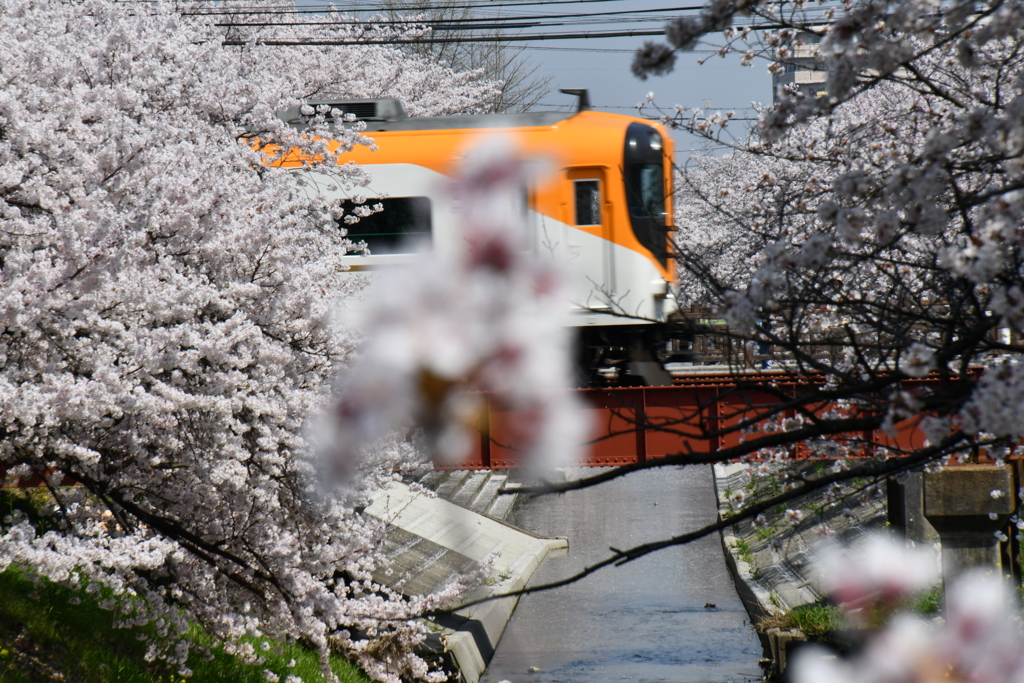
479 466 762 683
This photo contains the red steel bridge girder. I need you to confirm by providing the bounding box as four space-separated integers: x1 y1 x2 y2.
442 373 951 471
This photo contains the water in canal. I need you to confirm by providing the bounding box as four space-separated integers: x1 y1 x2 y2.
479 466 763 683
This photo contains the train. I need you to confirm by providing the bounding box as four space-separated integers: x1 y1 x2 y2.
274 89 682 384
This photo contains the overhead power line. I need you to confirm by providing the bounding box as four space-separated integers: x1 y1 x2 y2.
220 21 787 46
140 0 792 46
213 4 702 26
185 0 653 16
536 100 759 111
522 45 706 52
222 28 668 44
218 16 679 30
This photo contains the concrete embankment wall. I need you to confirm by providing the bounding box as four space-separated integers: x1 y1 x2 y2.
711 463 889 675
363 474 565 683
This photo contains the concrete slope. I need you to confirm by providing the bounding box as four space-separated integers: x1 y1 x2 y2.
364 482 567 683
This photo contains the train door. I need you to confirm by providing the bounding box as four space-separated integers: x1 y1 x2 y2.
566 167 615 305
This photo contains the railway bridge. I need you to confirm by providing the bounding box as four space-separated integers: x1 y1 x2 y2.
446 369 934 470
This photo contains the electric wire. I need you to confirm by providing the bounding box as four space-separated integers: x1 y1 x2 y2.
222 28 670 44
179 0 683 16
218 16 682 30
128 0 805 46
212 4 702 26
522 45 707 52
219 21 788 45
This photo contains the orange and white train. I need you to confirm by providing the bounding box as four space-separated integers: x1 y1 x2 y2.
275 90 680 383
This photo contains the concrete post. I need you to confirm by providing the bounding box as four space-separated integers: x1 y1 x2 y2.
887 470 939 546
923 465 1014 585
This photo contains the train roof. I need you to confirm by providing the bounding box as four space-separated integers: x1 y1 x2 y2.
360 111 573 132
272 94 672 176
278 96 593 133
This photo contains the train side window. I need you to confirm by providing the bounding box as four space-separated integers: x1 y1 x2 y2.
340 196 432 254
574 180 601 226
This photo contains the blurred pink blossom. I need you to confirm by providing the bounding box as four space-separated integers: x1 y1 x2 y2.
794 571 1024 683
818 534 938 609
321 137 590 475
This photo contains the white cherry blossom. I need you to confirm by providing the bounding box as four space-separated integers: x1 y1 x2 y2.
0 0 497 680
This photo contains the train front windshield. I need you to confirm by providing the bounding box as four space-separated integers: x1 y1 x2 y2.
623 123 669 266
627 164 667 221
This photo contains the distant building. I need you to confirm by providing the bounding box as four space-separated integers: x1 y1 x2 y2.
772 30 828 104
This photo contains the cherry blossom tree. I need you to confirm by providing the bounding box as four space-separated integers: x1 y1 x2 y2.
0 0 498 680
639 1 1024 464
673 148 816 307
218 5 500 118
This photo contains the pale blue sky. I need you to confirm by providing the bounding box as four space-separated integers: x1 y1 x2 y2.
523 35 772 157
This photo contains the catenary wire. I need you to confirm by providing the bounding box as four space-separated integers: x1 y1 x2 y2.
180 0 688 16
220 22 787 45
212 4 703 26
218 16 683 30
223 28 665 44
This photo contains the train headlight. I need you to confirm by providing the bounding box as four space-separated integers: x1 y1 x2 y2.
648 131 663 151
652 279 670 299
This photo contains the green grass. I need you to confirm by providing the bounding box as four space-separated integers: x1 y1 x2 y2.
730 539 762 579
770 586 944 641
0 566 372 683
781 603 843 637
912 585 942 616
731 538 755 566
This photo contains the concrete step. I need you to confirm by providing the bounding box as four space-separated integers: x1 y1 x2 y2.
418 470 446 491
487 488 517 521
469 473 506 513
422 469 519 521
434 470 472 499
450 471 489 507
